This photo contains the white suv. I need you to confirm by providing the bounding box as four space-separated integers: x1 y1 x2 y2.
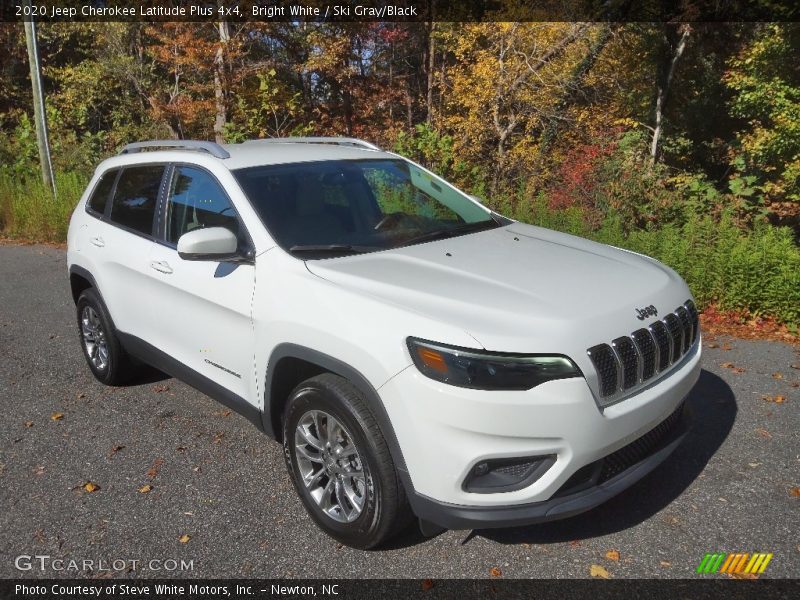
67 138 701 548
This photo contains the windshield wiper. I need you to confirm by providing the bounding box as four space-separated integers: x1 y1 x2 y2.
400 219 500 247
288 244 381 256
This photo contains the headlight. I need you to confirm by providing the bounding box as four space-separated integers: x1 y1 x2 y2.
407 337 581 390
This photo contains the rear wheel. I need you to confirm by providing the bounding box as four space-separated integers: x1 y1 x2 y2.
282 373 412 549
76 288 136 385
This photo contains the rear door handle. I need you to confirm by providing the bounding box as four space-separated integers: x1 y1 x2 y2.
90 236 105 248
149 260 173 274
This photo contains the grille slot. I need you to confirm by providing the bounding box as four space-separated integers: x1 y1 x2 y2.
587 301 699 404
631 328 657 380
663 313 683 363
675 306 692 354
650 321 671 372
612 337 639 390
587 344 619 397
685 300 699 344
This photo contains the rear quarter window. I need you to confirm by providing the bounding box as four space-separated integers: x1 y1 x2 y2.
86 169 117 216
108 165 165 236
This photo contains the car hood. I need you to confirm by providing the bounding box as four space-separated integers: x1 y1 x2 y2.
306 223 692 354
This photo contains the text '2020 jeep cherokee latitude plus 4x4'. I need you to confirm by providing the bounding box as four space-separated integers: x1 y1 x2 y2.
67 137 701 549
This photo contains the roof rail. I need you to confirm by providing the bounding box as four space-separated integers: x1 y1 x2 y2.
244 137 381 151
119 140 230 159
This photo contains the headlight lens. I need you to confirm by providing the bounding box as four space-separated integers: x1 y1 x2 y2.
407 338 581 390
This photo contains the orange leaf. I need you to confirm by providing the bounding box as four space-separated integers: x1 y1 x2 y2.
605 550 620 561
138 484 153 494
789 487 800 497
146 458 164 479
720 362 734 369
24 421 34 428
179 534 191 544
489 567 502 577
590 564 611 578
83 482 100 493
756 428 772 439
772 372 783 379
421 579 434 591
50 412 64 421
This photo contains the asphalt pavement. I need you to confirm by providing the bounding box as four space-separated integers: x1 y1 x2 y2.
0 243 797 579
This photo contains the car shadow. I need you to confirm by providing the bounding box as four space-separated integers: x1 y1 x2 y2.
128 363 171 385
472 368 736 545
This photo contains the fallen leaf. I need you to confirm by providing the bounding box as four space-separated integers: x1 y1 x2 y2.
748 462 762 468
212 433 224 444
176 446 187 452
179 534 191 544
790 364 799 370
605 550 620 561
138 484 153 494
34 466 45 475
721 362 735 369
762 395 786 404
732 367 745 374
789 487 800 497
706 342 719 349
590 564 611 578
83 482 100 493
489 567 502 577
772 372 783 379
24 421 33 428
660 561 671 567
77 393 85 399
221 410 231 417
50 412 64 421
152 385 170 393
109 445 125 457
146 458 164 479
421 579 434 591
568 540 581 547
756 428 773 439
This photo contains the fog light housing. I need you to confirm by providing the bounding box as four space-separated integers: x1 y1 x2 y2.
463 455 556 493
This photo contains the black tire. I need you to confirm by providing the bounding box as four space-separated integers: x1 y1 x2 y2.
76 288 136 385
282 373 412 549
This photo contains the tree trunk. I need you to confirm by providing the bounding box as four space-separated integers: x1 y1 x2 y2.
426 21 436 124
213 14 231 144
650 25 690 167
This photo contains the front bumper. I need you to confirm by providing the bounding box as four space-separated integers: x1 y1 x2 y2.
377 339 701 521
408 401 690 530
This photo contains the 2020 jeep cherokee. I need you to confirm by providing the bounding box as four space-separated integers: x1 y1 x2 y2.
67 137 701 549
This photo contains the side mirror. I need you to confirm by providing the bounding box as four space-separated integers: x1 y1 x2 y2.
177 227 239 261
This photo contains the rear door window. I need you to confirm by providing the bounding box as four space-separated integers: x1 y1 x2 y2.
87 169 117 216
108 165 165 236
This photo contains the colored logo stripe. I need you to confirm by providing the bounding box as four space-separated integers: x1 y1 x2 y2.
696 553 773 574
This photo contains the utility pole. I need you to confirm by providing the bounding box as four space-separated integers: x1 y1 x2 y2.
23 6 56 196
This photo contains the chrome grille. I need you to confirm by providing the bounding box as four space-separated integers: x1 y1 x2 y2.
587 300 699 403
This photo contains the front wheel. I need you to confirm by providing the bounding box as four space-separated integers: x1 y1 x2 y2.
282 373 412 549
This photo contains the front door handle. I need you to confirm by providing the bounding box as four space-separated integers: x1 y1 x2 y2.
90 236 105 248
150 260 173 274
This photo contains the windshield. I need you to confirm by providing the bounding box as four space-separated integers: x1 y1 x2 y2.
233 159 499 258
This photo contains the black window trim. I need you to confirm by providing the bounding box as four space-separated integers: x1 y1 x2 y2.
84 167 121 221
155 162 255 260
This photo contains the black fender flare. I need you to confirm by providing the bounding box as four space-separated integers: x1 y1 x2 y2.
264 343 411 483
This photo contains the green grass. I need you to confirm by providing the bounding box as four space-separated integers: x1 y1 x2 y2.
0 171 87 243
